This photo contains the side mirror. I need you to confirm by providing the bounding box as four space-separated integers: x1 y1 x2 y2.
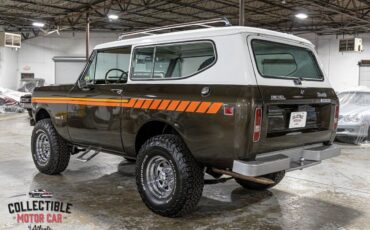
77 79 93 91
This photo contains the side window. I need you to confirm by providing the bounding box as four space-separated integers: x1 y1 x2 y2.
131 42 215 80
94 46 131 84
131 47 155 79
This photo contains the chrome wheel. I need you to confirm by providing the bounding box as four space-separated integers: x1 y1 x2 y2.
145 155 176 199
35 130 51 166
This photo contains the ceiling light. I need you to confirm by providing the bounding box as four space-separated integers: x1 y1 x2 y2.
32 22 45 27
295 13 308 19
108 14 119 20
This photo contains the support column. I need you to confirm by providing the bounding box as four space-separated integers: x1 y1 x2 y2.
239 0 245 26
86 13 90 60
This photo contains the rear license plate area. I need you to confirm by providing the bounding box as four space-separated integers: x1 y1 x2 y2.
289 111 307 128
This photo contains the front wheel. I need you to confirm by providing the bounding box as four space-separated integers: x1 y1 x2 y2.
136 134 204 217
235 171 285 190
31 118 71 175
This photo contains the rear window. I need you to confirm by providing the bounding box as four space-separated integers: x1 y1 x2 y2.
251 40 323 80
131 41 215 80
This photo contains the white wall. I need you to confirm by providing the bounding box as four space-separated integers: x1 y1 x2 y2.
1 30 370 91
301 33 370 92
17 32 118 86
0 47 18 89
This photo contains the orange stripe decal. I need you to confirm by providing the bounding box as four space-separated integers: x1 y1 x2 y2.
207 102 223 114
122 98 137 108
176 101 190 112
186 101 200 112
32 97 224 115
141 99 153 109
158 100 171 110
196 102 211 113
150 99 162 110
134 99 145 108
167 100 180 111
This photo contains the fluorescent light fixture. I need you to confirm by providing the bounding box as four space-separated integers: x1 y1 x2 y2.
295 13 308 19
108 14 119 20
32 22 45 27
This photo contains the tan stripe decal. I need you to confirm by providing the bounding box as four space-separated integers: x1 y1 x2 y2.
32 97 224 114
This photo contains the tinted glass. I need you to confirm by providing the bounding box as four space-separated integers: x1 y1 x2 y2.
131 47 155 79
252 40 323 80
94 47 131 84
131 42 215 80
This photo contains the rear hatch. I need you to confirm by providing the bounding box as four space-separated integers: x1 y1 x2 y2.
247 36 338 154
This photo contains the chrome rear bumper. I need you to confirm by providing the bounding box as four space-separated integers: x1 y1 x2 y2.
233 144 340 177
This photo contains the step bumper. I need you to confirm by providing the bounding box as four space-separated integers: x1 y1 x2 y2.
233 144 341 177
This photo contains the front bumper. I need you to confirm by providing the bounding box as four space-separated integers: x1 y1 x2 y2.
233 144 340 177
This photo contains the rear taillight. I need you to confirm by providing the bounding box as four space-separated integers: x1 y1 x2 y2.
333 105 339 130
253 107 262 142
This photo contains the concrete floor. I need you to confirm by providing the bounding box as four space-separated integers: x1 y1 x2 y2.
0 113 370 230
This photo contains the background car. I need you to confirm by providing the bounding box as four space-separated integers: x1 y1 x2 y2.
336 87 370 144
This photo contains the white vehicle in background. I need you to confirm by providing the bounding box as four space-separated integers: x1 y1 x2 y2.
336 87 370 144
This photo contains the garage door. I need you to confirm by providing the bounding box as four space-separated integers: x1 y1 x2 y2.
53 56 86 84
359 61 370 87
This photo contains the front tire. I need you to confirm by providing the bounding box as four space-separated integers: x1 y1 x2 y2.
31 118 71 175
136 134 204 217
235 171 285 190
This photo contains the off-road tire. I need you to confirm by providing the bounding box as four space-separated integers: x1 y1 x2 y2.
235 171 285 190
31 118 71 175
136 134 204 217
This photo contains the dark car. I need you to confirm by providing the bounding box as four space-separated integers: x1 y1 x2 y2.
20 94 32 117
29 21 340 217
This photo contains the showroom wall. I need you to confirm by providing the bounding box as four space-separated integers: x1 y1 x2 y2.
17 32 118 87
302 33 370 92
1 30 370 92
0 47 18 89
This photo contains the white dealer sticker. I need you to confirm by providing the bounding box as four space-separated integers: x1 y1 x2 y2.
289 111 307 129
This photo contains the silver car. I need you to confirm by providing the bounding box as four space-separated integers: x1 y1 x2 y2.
336 88 370 144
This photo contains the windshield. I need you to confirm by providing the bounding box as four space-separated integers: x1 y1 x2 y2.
251 40 323 80
338 92 370 106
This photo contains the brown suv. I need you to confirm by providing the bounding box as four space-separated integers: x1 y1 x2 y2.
30 20 340 217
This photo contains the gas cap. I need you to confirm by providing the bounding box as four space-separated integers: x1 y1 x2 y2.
201 87 211 97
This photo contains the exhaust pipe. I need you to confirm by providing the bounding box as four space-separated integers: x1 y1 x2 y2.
212 168 275 185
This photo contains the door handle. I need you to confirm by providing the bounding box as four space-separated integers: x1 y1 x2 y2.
111 89 123 95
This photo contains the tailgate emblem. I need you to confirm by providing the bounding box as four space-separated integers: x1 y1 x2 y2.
300 89 305 95
317 92 327 97
271 95 286 100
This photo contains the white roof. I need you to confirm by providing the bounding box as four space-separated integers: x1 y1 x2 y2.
94 26 313 50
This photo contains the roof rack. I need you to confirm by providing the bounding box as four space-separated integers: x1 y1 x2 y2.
118 17 231 40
